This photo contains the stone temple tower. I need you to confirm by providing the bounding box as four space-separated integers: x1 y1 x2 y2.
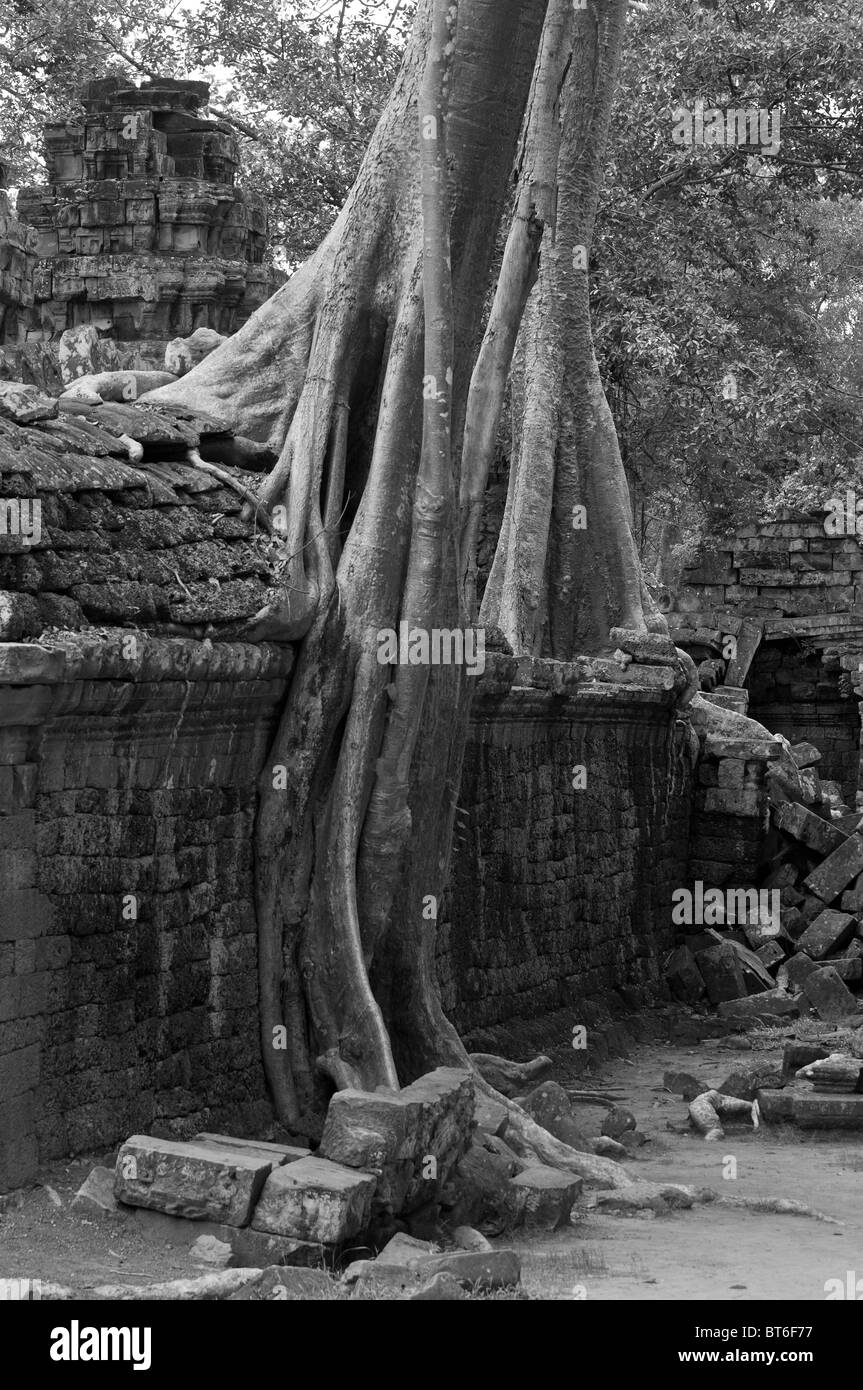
10 76 278 387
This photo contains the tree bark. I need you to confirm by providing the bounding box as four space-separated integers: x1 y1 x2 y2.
482 0 664 657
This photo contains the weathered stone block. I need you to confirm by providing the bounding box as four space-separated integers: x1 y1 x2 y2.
505 1166 582 1231
796 909 855 960
790 741 822 768
318 1089 410 1171
775 802 847 856
114 1136 272 1225
756 1089 795 1121
803 835 863 905
251 1156 376 1244
696 943 747 1004
778 952 819 992
717 990 800 1020
802 967 857 1022
793 1093 863 1128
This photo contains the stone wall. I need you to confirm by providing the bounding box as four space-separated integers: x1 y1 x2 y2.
438 684 694 1043
0 637 292 1192
0 640 696 1191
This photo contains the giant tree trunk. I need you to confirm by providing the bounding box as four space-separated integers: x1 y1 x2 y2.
481 0 663 656
143 0 636 1190
149 0 551 1124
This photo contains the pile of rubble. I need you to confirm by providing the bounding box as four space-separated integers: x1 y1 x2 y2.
66 1066 592 1299
667 1040 863 1135
667 735 863 1026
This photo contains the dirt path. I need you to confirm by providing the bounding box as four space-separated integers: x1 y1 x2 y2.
516 1034 863 1301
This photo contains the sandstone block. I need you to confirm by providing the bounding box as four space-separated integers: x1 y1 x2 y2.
802 967 857 1022
251 1156 376 1244
803 835 863 904
796 909 855 960
774 802 846 856
505 1166 582 1231
114 1136 272 1226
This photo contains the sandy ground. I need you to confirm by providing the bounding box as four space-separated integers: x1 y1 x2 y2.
516 1033 863 1301
1 1020 861 1300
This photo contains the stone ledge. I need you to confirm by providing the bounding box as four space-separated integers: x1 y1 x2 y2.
0 633 294 686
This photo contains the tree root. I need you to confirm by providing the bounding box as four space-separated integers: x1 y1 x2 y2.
470 1052 554 1098
584 1183 842 1224
689 1090 760 1142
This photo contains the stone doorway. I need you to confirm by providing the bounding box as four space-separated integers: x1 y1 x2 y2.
745 638 861 805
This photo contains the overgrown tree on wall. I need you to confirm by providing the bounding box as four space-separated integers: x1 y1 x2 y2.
144 0 651 1184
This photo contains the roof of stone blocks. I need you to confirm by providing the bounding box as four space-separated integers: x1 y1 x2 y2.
0 392 280 641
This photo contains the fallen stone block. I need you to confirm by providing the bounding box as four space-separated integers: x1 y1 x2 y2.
398 1068 476 1210
821 957 863 984
505 1166 582 1231
697 943 747 1004
193 1133 310 1165
841 874 863 914
318 1090 409 1172
790 741 821 769
114 1136 272 1226
71 1166 122 1218
781 1041 830 1083
796 909 856 960
251 1156 376 1244
777 952 819 992
796 1056 863 1092
443 1138 517 1229
375 1232 431 1266
664 945 706 1003
717 990 800 1021
793 1094 863 1129
802 966 858 1022
756 1089 796 1121
803 835 863 905
781 907 806 940
227 1266 336 1300
774 802 847 856
755 940 786 971
411 1248 521 1289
